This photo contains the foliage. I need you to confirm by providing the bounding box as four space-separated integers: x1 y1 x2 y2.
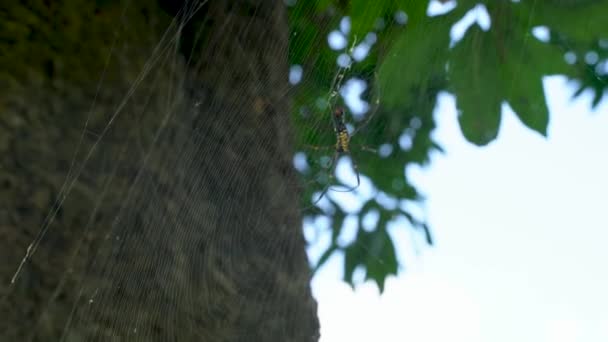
288 0 608 292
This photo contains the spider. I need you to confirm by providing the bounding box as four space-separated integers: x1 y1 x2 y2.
307 104 378 205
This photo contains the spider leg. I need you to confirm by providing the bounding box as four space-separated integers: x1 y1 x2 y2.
311 152 339 205
351 155 361 189
328 152 360 193
350 144 377 154
304 144 333 151
351 72 381 137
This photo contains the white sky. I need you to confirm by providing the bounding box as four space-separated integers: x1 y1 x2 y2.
309 76 608 341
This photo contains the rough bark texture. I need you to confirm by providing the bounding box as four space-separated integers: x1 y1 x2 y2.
1 0 319 341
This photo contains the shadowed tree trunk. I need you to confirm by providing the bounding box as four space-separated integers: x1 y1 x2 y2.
0 0 319 341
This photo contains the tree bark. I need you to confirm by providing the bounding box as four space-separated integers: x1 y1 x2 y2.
0 0 319 341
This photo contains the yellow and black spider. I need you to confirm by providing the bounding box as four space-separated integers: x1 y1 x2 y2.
308 105 377 205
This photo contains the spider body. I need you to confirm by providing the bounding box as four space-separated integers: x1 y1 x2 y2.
336 131 350 153
333 108 350 153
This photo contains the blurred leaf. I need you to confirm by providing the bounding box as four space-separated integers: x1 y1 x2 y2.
524 0 608 42
378 14 452 109
349 0 389 37
395 0 428 22
492 4 551 135
331 209 346 240
343 225 398 293
313 243 338 273
449 1 576 143
349 0 423 36
343 233 364 286
530 34 574 76
449 25 503 145
505 57 549 135
363 234 397 293
421 223 433 245
359 150 418 199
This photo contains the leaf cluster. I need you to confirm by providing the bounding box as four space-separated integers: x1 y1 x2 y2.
289 0 608 292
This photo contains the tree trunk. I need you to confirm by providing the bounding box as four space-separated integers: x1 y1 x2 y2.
0 0 319 341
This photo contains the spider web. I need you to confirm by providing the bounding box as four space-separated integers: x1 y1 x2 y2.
0 0 439 340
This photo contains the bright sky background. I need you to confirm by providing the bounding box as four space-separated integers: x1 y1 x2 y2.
308 76 608 342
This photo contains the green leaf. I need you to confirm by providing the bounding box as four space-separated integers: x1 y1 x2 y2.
497 7 551 135
331 209 346 241
450 1 581 142
343 226 398 293
349 0 429 43
394 0 428 23
362 227 398 293
400 209 434 245
313 243 338 273
523 0 608 42
343 234 365 286
421 222 434 245
504 58 550 135
449 25 503 145
349 0 389 37
378 15 452 109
